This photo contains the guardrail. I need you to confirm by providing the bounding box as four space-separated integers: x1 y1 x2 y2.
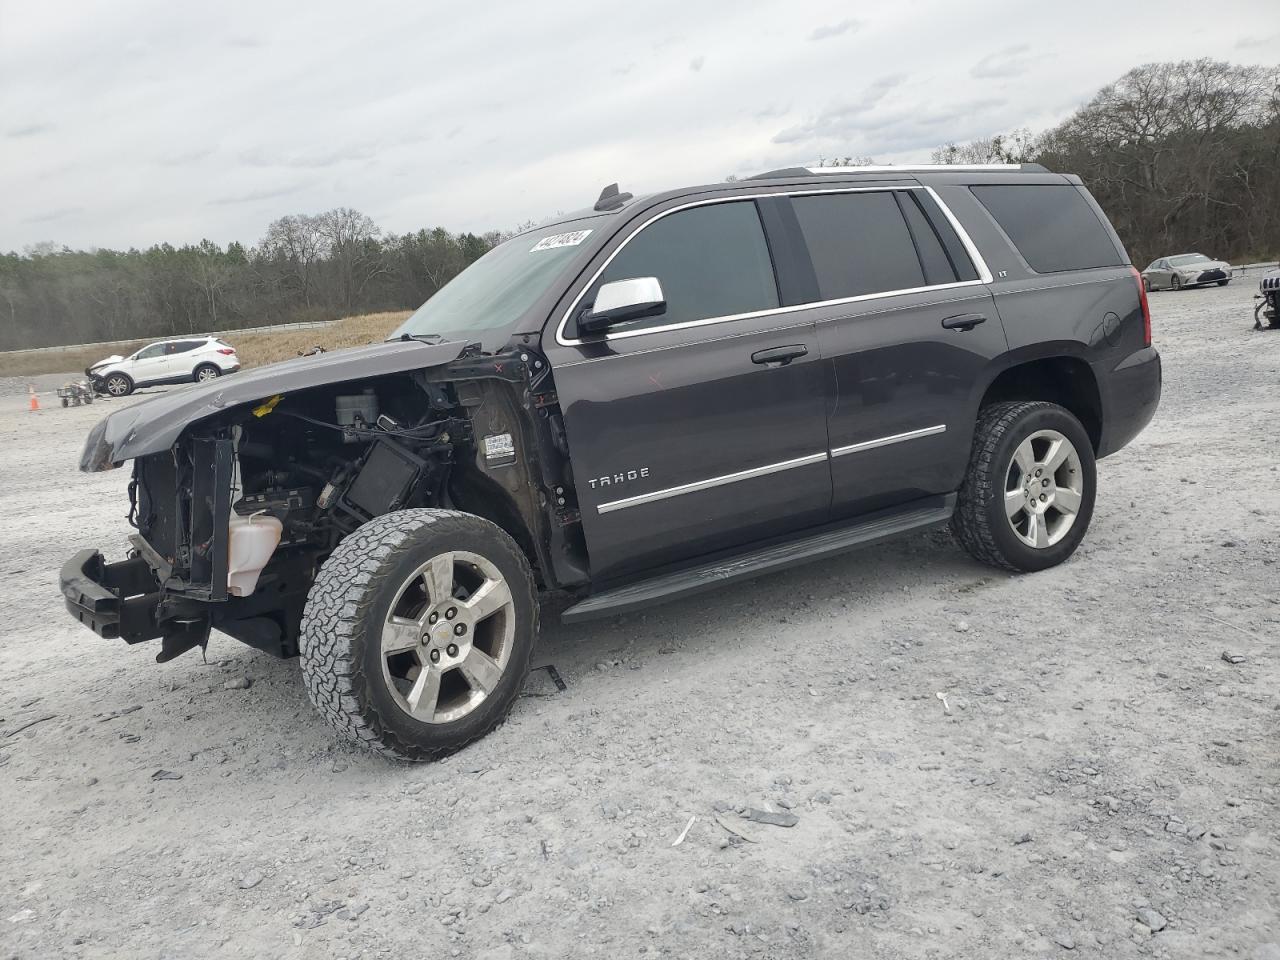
0 318 339 359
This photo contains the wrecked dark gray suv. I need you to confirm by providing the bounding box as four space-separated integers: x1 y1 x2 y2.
62 164 1161 760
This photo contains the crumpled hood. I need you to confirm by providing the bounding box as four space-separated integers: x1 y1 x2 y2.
80 338 470 472
90 354 125 370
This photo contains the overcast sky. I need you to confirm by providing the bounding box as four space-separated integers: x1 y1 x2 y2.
1 0 1275 251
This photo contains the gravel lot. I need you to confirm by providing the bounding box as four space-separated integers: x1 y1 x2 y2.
1 281 1277 960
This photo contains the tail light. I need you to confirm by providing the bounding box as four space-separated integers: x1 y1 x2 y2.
1131 266 1152 347
217 348 236 356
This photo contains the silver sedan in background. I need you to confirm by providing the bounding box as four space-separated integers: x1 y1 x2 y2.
1141 253 1233 291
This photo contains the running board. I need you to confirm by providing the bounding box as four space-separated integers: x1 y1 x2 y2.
560 494 955 624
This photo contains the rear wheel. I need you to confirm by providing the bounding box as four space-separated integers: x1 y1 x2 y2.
299 509 537 761
194 364 222 383
104 373 132 397
952 401 1096 573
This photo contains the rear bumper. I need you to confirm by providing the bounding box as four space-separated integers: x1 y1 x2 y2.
1097 346 1161 459
60 549 163 643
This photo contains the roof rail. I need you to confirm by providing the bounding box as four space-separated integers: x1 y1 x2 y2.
808 163 1049 175
751 162 1047 179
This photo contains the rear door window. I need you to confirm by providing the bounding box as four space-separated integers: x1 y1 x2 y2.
790 191 928 300
970 184 1124 273
584 200 779 335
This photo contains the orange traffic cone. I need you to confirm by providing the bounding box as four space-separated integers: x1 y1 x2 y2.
28 385 39 412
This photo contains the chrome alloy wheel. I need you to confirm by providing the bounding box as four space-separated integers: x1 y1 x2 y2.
1004 429 1085 549
381 551 515 724
106 375 129 396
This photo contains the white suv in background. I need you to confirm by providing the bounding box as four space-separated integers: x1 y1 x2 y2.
88 337 241 397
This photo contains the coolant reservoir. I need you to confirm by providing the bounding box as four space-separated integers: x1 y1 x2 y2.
227 511 283 597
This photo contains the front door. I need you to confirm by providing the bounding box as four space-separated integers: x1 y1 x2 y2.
129 342 169 385
545 199 831 584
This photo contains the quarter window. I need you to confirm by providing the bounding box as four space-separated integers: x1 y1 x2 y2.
791 191 929 299
971 184 1123 273
586 201 779 334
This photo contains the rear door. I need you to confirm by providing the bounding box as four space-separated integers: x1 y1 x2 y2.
788 187 1007 517
162 340 199 378
544 198 831 583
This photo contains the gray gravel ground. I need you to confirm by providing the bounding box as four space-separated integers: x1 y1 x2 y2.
1 281 1277 959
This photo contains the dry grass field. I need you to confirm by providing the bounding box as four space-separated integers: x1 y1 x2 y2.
0 311 411 380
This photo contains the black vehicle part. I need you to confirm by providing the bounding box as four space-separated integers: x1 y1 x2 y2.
298 509 538 761
342 441 425 518
61 549 164 643
594 183 633 212
560 494 954 623
187 437 234 599
155 618 210 663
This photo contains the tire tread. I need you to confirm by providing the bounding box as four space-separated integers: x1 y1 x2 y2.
952 400 1060 572
298 508 537 761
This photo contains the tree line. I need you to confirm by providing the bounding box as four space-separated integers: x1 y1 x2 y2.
0 209 501 350
932 59 1280 269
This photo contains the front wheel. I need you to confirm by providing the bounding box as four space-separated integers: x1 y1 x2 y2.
952 401 1097 573
299 509 538 761
1171 275 1183 291
104 373 132 397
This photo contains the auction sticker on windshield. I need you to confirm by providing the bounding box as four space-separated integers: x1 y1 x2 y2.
530 230 592 252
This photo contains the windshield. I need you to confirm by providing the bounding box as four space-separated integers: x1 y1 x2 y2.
1169 254 1210 266
392 222 595 339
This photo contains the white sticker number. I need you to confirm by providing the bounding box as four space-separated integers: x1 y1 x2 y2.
530 230 592 252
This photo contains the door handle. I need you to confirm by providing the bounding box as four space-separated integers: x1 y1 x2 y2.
941 313 987 331
751 345 808 366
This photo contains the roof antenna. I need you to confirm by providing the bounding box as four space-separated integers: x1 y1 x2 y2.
594 182 633 212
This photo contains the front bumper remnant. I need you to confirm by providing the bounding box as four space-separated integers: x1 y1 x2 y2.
61 549 164 643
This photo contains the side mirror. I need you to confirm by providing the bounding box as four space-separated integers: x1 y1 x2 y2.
579 277 666 335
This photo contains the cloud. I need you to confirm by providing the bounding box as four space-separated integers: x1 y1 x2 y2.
209 185 304 206
689 56 705 72
754 103 791 121
772 74 908 144
157 148 213 167
239 145 375 169
6 123 54 139
23 207 82 223
1235 32 1279 49
971 44 1033 79
808 19 861 41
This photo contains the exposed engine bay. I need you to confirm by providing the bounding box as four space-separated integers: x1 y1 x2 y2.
67 347 589 663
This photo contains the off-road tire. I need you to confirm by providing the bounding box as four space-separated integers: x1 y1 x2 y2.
299 509 538 762
951 401 1096 573
104 373 133 397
